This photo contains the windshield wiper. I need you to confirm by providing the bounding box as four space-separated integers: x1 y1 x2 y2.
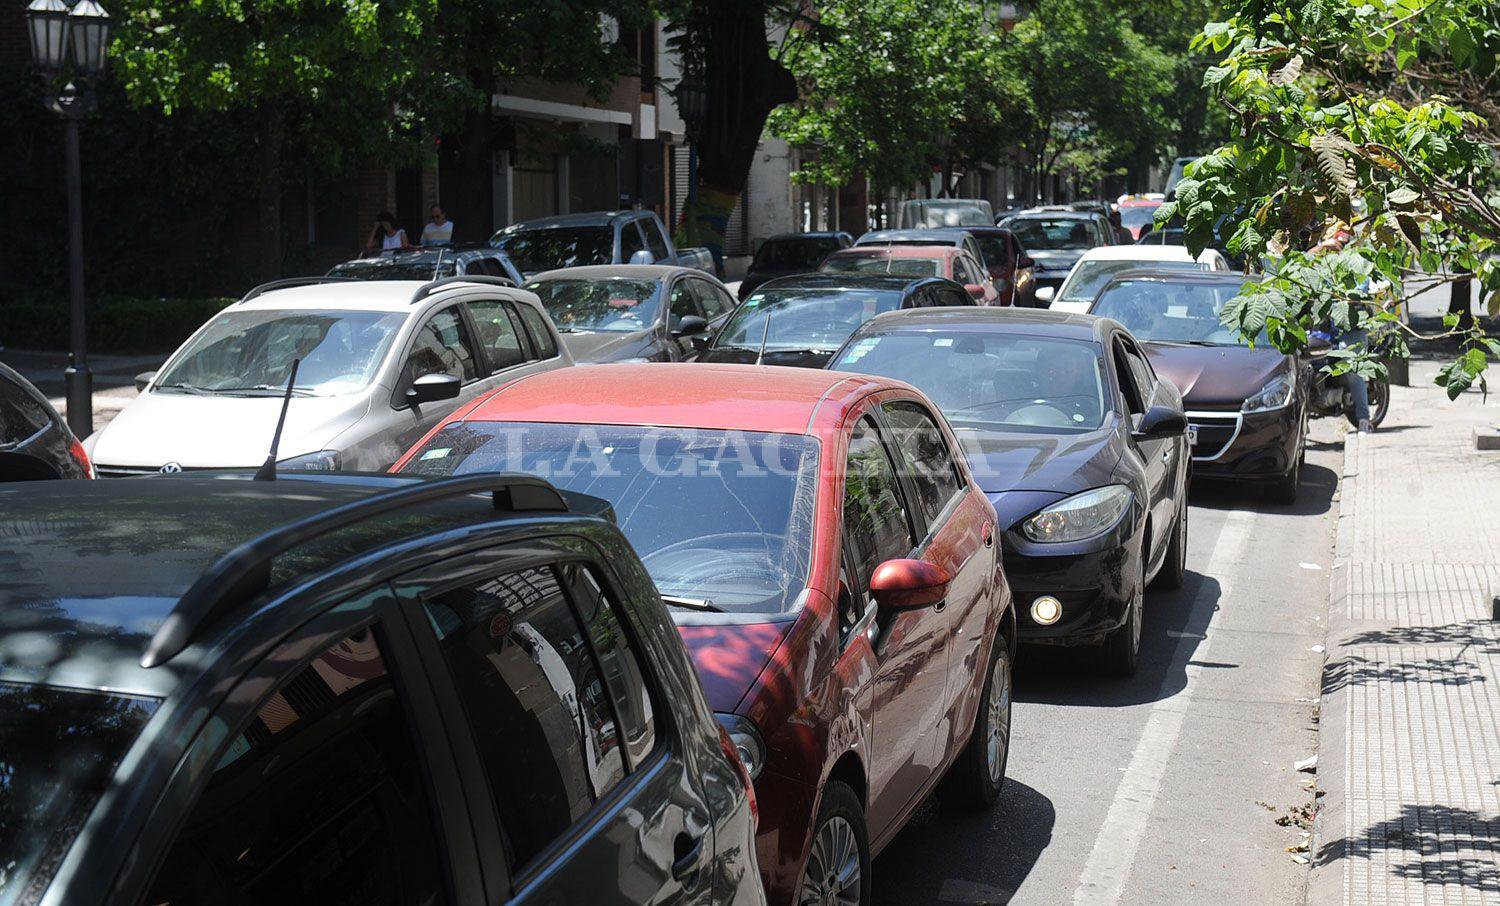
208 384 318 396
154 382 210 395
660 595 726 613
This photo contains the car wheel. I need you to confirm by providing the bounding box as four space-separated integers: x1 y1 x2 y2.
938 637 1012 811
1099 569 1144 677
799 781 869 906
1268 453 1300 505
1153 500 1187 590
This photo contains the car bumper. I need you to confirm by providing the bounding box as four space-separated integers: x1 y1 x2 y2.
1002 519 1141 645
1187 407 1302 481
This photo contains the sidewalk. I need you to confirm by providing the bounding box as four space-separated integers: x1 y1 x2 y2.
1311 359 1500 905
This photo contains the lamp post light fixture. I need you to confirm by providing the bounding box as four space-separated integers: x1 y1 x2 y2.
25 0 111 439
675 76 707 144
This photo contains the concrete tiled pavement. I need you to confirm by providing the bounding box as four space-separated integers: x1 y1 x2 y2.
1311 358 1500 905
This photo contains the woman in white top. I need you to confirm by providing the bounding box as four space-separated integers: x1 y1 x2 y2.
365 210 410 256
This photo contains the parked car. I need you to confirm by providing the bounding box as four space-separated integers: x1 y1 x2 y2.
1164 156 1199 199
698 273 975 368
328 244 524 285
394 363 1015 906
490 210 715 278
899 198 995 228
0 471 762 905
854 228 989 275
1046 245 1231 312
819 245 1000 303
828 307 1190 675
1089 270 1309 502
87 276 571 475
1116 194 1165 240
739 231 853 300
997 210 1115 301
932 225 1037 306
524 265 738 363
0 361 92 480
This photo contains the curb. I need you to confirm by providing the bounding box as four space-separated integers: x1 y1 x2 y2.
1306 430 1358 906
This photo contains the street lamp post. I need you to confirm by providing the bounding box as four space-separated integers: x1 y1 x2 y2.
26 0 110 439
675 76 708 206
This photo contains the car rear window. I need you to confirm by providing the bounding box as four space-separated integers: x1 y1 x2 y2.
0 377 50 444
0 682 159 905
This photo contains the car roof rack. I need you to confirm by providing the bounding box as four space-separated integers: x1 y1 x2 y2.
241 276 356 303
410 274 517 305
140 473 568 669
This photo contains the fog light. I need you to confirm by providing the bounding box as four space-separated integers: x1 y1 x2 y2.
1031 595 1062 626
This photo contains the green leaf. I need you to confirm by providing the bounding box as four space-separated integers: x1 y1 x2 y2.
1449 22 1476 67
1310 134 1357 197
1387 187 1420 206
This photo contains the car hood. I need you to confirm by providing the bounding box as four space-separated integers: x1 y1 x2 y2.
698 347 835 369
675 619 794 712
559 329 653 363
89 390 370 469
1027 249 1087 273
1142 343 1289 408
957 427 1124 527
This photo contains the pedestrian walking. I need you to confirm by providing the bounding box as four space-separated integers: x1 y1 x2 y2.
365 211 410 257
420 205 454 246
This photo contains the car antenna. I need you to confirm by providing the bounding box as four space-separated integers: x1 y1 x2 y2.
754 304 774 365
432 246 446 280
254 358 301 482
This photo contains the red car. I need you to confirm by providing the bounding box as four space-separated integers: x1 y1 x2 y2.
819 245 1002 304
392 363 1016 905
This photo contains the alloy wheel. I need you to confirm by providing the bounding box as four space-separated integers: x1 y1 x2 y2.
800 816 862 906
985 651 1013 784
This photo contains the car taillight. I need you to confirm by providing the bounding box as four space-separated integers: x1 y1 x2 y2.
718 724 758 828
68 439 95 479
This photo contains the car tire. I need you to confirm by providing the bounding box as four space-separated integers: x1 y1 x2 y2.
1099 569 1144 677
799 781 870 906
1268 454 1300 505
939 637 1012 811
1153 500 1188 590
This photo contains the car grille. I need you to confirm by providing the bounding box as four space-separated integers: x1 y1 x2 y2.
95 463 216 478
1186 411 1242 461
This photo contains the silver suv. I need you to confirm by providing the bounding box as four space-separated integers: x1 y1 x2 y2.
87 276 571 475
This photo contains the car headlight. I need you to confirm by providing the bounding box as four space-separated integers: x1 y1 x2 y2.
278 449 341 471
1022 485 1133 543
716 713 767 780
1242 373 1294 413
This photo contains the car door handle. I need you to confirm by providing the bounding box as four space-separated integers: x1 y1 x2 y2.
672 830 707 882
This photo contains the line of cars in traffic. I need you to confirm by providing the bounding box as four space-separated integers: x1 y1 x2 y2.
1 198 1326 906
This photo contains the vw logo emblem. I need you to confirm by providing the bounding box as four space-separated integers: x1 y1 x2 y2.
159 462 183 474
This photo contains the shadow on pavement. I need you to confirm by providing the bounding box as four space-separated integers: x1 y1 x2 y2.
872 779 1054 905
1188 460 1339 517
1316 803 1500 896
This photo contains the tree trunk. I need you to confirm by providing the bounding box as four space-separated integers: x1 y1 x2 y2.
1449 268 1474 332
256 107 285 281
450 69 498 242
675 1 798 273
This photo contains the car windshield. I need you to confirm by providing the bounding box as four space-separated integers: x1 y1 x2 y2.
492 227 614 275
1058 259 1205 305
1002 218 1095 250
154 309 406 396
715 287 905 352
524 277 661 333
401 423 819 614
819 255 943 277
832 332 1108 433
327 256 457 281
1117 206 1161 230
1092 278 1263 345
753 238 841 271
0 682 160 906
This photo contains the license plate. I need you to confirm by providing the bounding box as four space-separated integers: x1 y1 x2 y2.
1186 425 1199 446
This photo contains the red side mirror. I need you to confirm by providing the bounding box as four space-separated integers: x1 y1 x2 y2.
869 559 952 610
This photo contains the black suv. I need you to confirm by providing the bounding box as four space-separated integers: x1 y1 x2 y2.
0 361 92 480
0 472 761 905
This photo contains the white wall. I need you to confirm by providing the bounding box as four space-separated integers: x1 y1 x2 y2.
749 138 795 244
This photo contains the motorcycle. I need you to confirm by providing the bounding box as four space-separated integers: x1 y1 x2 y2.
1306 332 1391 428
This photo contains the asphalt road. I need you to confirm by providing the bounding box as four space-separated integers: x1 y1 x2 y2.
873 418 1343 905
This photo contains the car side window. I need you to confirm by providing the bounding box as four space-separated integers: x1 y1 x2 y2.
669 279 703 325
418 565 628 873
936 284 972 307
515 303 560 360
882 401 965 529
643 220 671 261
0 378 49 442
465 299 528 372
145 625 448 904
561 563 658 767
404 306 479 391
843 416 915 597
620 222 649 262
693 279 733 320
1112 338 1147 415
1122 341 1157 408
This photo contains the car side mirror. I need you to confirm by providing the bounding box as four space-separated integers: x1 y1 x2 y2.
1133 404 1188 440
1035 286 1056 304
674 314 709 338
869 559 952 611
406 372 462 405
134 371 157 392
964 284 987 301
628 249 656 266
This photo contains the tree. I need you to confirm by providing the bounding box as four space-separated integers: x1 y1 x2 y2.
1165 0 1500 396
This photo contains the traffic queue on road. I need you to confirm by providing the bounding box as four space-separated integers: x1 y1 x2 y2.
0 195 1365 906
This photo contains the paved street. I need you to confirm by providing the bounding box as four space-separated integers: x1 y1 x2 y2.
874 419 1343 904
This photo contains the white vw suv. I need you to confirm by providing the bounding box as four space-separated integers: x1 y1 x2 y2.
87 276 572 476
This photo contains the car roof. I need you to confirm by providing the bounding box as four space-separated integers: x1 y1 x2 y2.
763 231 847 242
851 306 1107 343
232 277 535 314
857 229 968 243
502 211 633 231
754 272 931 293
464 362 899 435
1104 268 1253 287
526 264 699 282
826 246 961 259
930 225 1012 237
0 473 597 697
1074 245 1198 263
1005 209 1095 220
